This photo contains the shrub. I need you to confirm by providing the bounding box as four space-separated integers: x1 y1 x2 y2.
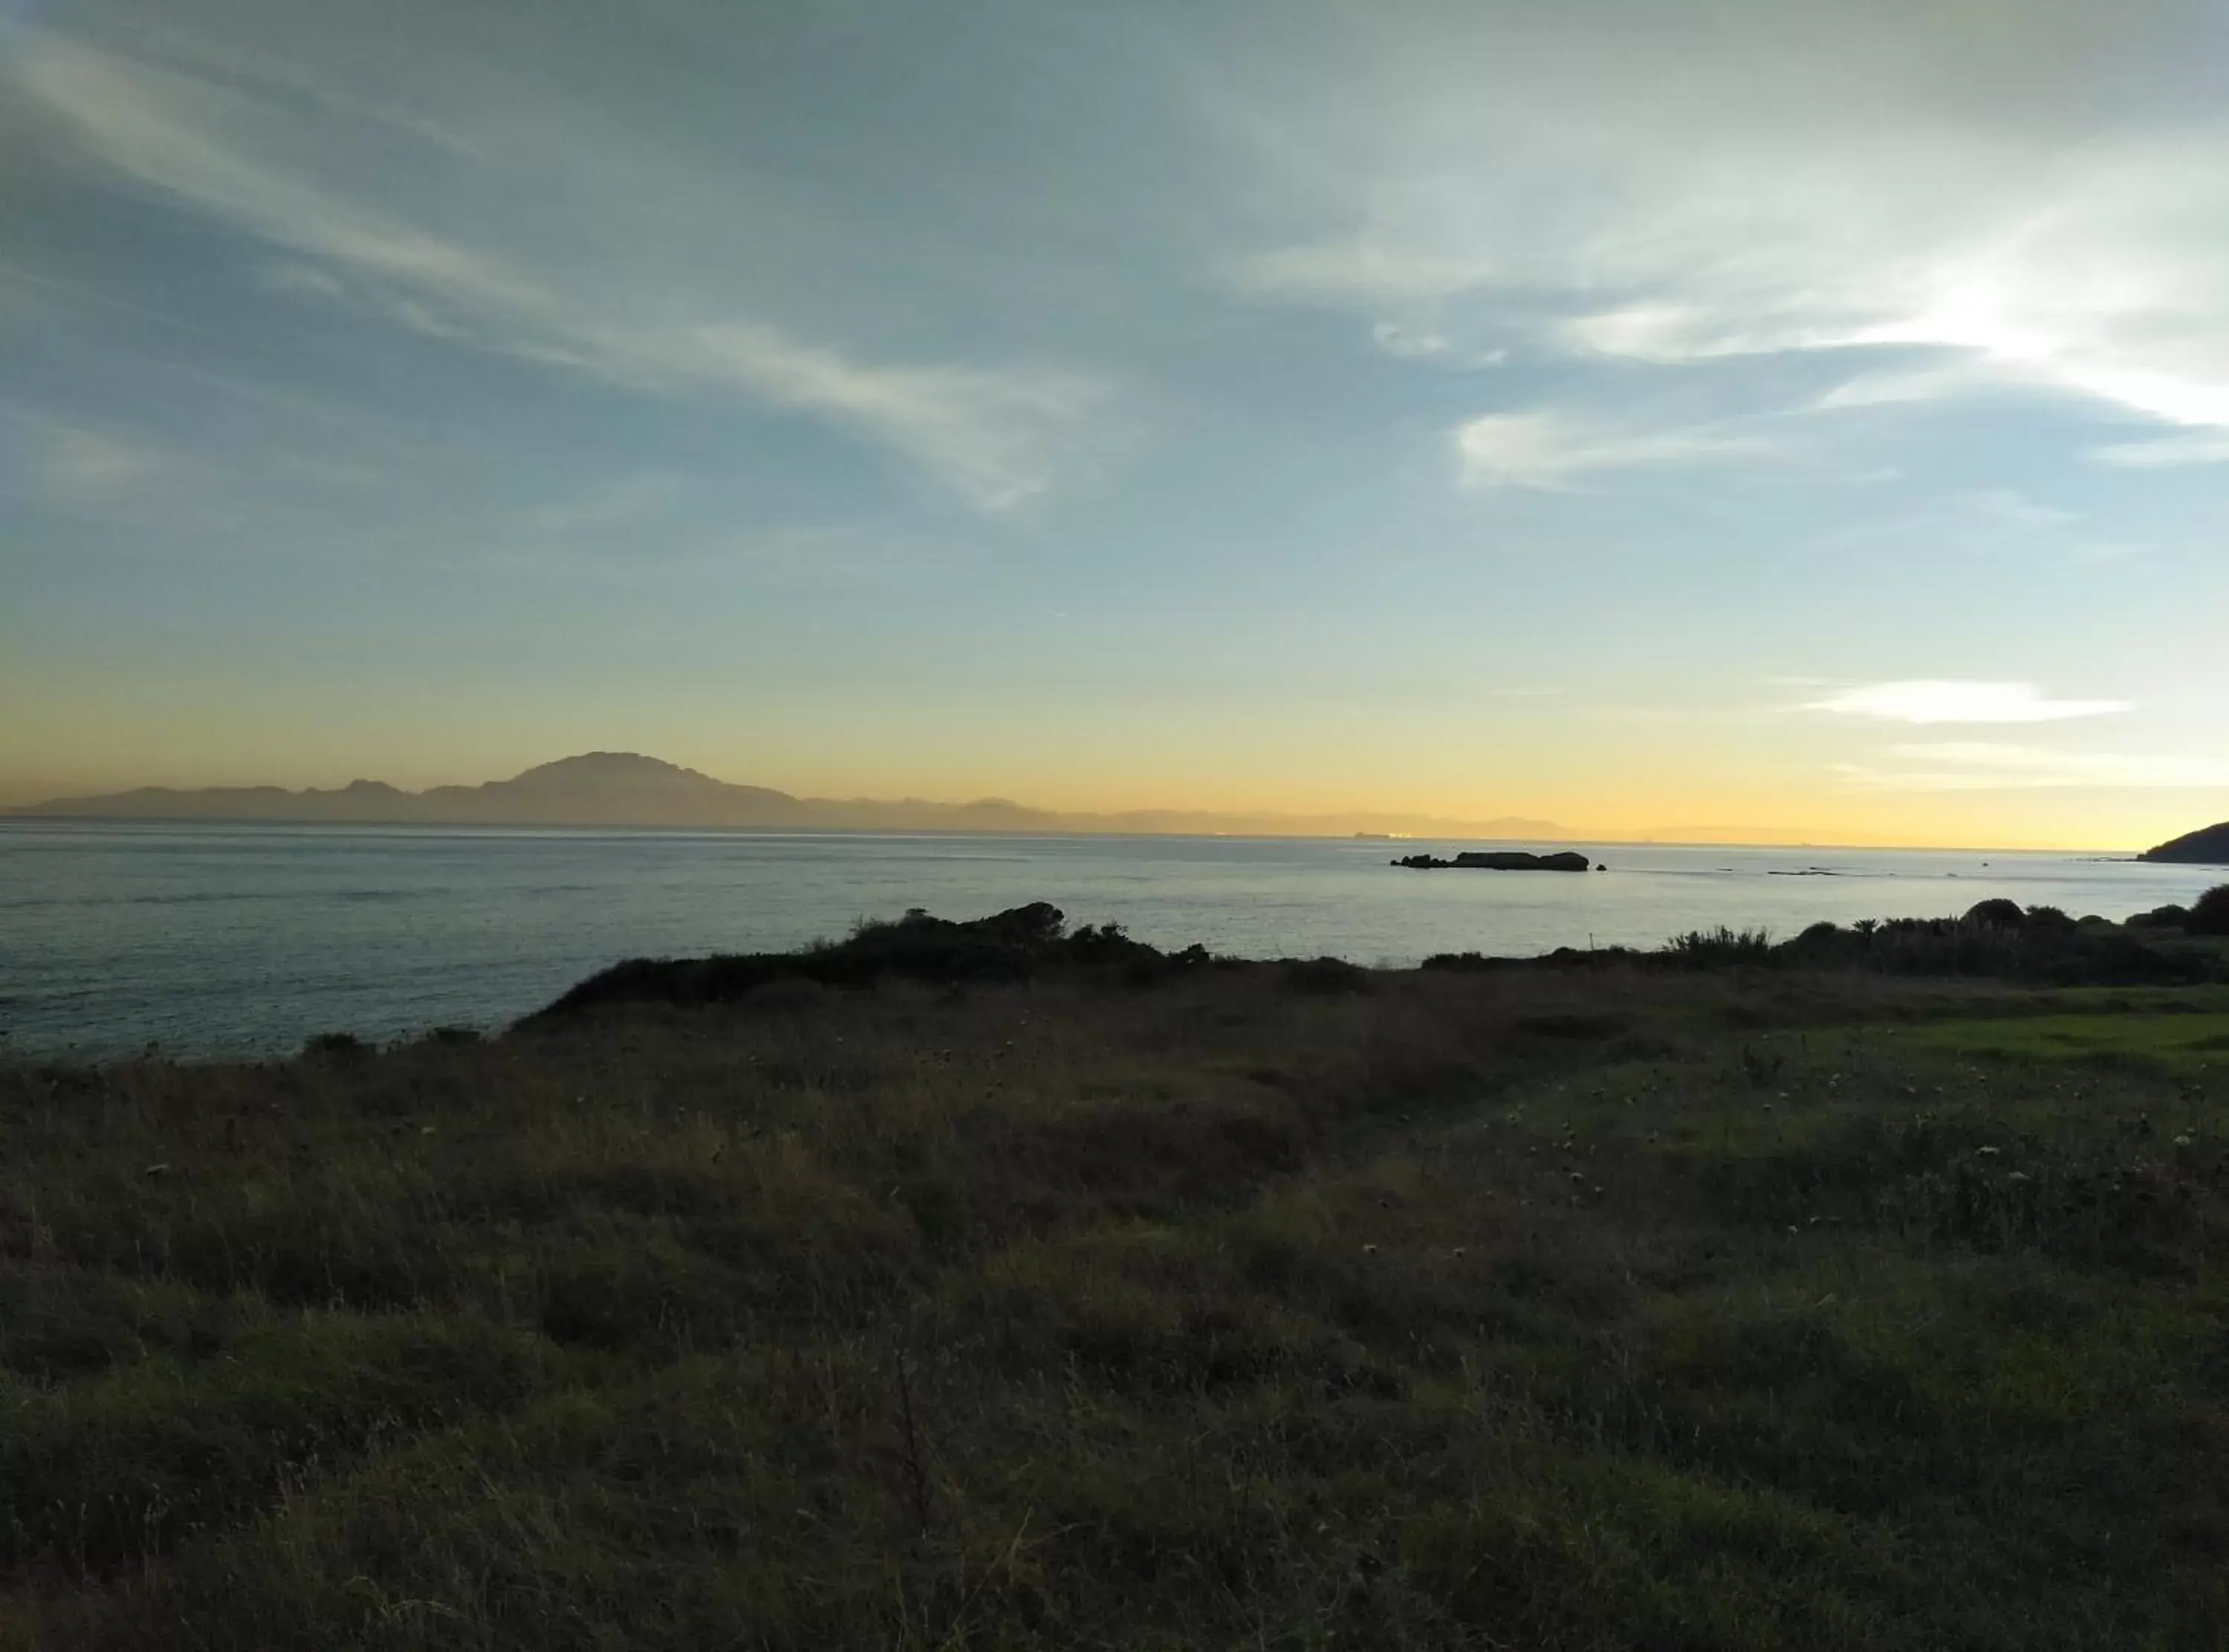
1964 899 2026 929
1661 909 2225 986
537 903 1190 1016
1421 952 1509 972
300 1032 370 1059
2128 905 2190 930
2189 885 2229 937
1284 957 1373 994
1664 927 1775 966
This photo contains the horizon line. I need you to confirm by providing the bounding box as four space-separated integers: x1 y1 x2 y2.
0 749 2196 855
0 811 2149 859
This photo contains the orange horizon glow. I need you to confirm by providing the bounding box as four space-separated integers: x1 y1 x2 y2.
1 734 2217 855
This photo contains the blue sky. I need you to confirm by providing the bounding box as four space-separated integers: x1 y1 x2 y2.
3 0 2226 844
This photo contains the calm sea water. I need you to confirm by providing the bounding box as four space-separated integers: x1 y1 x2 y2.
1 822 2216 1058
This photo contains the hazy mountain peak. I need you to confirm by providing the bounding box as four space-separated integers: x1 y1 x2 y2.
503 752 722 790
7 753 1579 840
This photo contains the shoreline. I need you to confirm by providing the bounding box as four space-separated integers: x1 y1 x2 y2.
10 889 2227 1068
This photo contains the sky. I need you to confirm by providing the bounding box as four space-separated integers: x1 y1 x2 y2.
3 0 2226 848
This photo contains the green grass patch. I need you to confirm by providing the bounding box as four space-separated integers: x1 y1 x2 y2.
1910 1002 2229 1079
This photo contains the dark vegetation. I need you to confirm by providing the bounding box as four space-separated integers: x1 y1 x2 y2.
2141 819 2229 865
2188 882 2229 936
4 895 2229 1648
1429 894 2229 986
541 903 1207 1017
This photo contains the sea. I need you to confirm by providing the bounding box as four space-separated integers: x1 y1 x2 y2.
1 821 2218 1059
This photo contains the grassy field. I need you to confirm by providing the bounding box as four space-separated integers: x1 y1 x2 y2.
4 923 2227 1648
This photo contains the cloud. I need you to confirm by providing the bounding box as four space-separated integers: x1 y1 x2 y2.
1812 360 2002 412
1837 742 2229 791
10 30 1104 512
1454 409 1773 489
2089 430 2229 469
690 325 1102 512
1221 7 2229 447
1807 682 2130 725
1232 241 1486 305
1562 305 1851 363
0 404 183 507
42 427 175 502
529 475 680 536
1967 489 2077 529
1372 321 1451 359
260 262 348 300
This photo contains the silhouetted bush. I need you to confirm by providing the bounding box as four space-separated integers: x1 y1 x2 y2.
2129 905 2192 930
537 903 1201 1017
1664 927 1776 966
1421 952 1508 972
300 1032 370 1059
2189 885 2229 937
1687 908 2223 986
1964 898 2026 929
1283 957 1373 995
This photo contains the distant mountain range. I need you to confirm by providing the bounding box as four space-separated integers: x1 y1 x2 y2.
7 752 1577 842
2141 821 2229 865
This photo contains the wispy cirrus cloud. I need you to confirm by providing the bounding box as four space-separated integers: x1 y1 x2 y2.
41 426 178 504
1232 241 1488 307
1966 490 2078 530
1454 409 1774 490
1219 7 2229 460
1838 742 2229 791
0 403 186 508
1371 321 1453 360
2089 430 2229 469
1807 682 2130 725
11 30 1105 512
688 325 1103 513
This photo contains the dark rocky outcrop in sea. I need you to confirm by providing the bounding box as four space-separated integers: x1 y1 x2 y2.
1392 850 1594 872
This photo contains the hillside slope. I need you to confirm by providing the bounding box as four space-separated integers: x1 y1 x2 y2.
2143 820 2229 864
